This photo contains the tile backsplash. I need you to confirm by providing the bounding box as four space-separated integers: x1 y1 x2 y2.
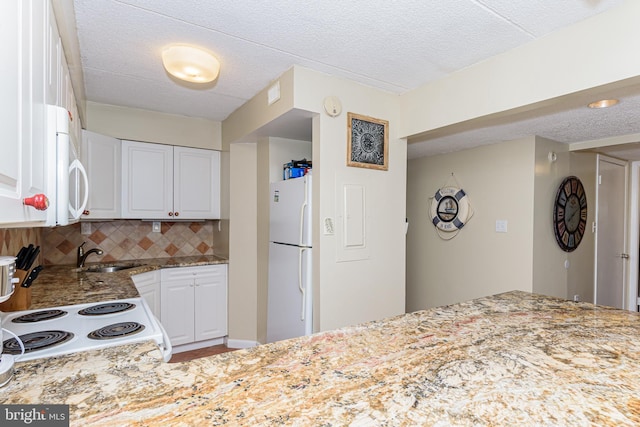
41 220 219 265
0 228 43 265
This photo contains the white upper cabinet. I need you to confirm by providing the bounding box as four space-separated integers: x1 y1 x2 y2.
81 130 121 219
173 146 221 219
122 140 220 220
0 0 51 227
45 0 60 106
122 140 174 219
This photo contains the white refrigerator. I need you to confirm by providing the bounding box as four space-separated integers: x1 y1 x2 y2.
267 174 312 343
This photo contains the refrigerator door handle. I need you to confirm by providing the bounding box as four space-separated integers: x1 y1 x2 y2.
298 247 306 321
298 200 307 247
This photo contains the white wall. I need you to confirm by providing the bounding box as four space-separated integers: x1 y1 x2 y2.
227 143 259 345
406 138 536 311
86 102 222 150
532 137 570 298
292 68 407 331
568 152 598 303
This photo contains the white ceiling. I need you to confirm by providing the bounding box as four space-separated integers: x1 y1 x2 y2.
73 0 640 158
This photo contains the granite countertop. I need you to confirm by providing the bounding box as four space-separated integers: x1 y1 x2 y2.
3 291 640 425
28 255 228 309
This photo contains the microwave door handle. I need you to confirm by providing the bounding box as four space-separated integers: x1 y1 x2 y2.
68 159 89 219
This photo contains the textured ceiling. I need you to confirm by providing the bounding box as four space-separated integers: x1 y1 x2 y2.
73 0 637 158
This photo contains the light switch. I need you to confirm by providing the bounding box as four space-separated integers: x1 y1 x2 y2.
323 218 334 235
495 220 508 233
152 221 161 233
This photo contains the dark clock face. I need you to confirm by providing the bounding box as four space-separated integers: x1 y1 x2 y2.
553 176 587 252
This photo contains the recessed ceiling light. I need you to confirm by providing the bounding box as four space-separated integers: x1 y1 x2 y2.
588 99 619 109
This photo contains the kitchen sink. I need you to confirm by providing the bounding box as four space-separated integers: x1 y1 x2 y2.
84 263 144 273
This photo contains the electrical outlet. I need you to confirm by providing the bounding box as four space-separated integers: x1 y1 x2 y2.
81 222 91 235
152 221 161 233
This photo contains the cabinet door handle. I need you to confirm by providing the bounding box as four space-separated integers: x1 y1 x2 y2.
83 210 90 216
174 212 179 217
168 212 174 216
23 194 49 211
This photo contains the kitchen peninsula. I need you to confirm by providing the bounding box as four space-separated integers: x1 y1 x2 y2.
2 291 640 425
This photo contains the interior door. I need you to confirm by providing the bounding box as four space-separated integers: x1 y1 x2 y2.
595 155 628 309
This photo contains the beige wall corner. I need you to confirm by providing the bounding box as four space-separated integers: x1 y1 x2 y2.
222 68 295 145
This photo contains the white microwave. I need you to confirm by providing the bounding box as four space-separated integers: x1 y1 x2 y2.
45 105 88 226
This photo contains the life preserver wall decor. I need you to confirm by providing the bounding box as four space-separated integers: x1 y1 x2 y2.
429 179 473 240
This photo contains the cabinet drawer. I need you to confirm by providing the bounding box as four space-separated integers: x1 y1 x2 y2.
161 264 226 281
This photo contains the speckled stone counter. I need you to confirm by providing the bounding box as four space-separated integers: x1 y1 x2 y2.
29 255 228 309
3 291 640 426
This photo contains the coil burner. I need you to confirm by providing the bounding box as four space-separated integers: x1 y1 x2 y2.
78 302 136 316
88 322 145 340
3 330 74 354
12 310 68 323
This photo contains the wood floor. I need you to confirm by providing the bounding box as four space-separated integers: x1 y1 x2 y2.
169 344 237 363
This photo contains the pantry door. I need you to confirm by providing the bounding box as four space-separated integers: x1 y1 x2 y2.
595 155 628 309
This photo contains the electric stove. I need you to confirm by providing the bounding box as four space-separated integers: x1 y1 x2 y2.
1 298 172 362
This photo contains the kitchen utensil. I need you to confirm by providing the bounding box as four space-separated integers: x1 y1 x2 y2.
17 244 34 270
15 247 27 269
0 256 19 299
22 265 44 288
23 246 40 271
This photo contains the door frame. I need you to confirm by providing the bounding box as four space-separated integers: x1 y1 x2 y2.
594 154 629 309
628 161 640 311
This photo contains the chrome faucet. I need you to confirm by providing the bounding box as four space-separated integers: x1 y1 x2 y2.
77 242 104 268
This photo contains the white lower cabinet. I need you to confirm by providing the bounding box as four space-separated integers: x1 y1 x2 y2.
160 265 228 347
131 270 161 318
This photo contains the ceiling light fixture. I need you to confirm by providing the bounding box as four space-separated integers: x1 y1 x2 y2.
162 44 220 83
587 99 619 109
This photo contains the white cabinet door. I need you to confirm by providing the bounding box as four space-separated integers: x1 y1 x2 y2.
122 141 221 220
45 0 60 106
161 275 195 346
82 130 121 219
132 270 161 318
0 0 49 227
122 140 173 219
173 147 220 219
194 265 228 341
161 265 227 347
0 0 26 224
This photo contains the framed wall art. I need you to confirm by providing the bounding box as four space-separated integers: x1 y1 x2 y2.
347 112 389 171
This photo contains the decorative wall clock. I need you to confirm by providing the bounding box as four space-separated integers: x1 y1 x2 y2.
553 176 587 252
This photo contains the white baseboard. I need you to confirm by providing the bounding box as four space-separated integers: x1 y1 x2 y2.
171 337 225 354
226 338 260 349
